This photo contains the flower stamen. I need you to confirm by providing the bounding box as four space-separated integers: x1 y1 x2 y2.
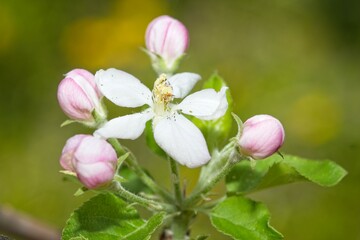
152 74 174 114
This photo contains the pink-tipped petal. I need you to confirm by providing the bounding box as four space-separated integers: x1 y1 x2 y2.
76 162 116 189
57 69 103 121
145 15 189 67
59 134 117 189
73 136 117 165
59 134 87 171
66 69 101 97
238 115 285 159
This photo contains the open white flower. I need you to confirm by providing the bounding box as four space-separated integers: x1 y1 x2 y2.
94 68 228 168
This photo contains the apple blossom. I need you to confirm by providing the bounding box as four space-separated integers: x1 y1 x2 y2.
238 114 285 159
145 15 189 74
94 68 228 168
57 69 106 125
60 134 117 189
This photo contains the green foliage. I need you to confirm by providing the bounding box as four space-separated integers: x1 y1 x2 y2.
210 196 283 240
193 73 233 150
226 154 347 194
62 193 165 240
119 166 153 194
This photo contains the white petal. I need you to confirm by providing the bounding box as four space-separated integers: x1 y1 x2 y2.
177 87 228 120
95 68 152 108
153 113 210 168
202 87 229 120
94 110 153 140
168 73 201 98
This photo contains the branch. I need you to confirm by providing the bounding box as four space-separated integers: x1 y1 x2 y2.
0 205 60 240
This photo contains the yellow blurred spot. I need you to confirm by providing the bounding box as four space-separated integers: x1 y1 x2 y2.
288 93 341 145
61 0 168 69
0 5 15 54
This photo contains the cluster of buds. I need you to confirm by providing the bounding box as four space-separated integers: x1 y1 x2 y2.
57 15 285 190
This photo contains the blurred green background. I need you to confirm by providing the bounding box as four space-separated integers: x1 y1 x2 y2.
1 0 359 239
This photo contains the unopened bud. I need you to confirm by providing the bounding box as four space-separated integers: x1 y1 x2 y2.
57 69 106 125
60 134 117 189
145 15 189 74
238 115 285 159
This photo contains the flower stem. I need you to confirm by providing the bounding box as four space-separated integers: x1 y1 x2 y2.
170 211 194 240
108 138 173 202
168 157 183 205
109 181 174 212
184 146 240 208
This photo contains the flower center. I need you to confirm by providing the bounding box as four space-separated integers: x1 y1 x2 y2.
152 74 174 115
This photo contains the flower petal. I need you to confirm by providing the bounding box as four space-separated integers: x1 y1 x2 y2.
94 110 153 140
177 87 228 120
95 68 152 107
76 162 115 189
153 113 211 168
168 73 201 98
145 15 189 65
60 134 87 171
74 136 117 164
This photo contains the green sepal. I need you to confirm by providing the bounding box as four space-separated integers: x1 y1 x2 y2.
60 170 79 184
60 119 76 127
194 235 209 240
145 121 167 158
141 47 185 75
210 196 283 240
60 118 96 129
74 187 88 197
231 112 243 139
226 154 347 195
193 73 233 151
62 193 165 240
60 105 107 129
117 152 130 169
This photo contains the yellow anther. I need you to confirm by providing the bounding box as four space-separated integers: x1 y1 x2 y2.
152 74 174 105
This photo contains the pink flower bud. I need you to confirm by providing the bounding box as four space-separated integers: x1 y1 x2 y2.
145 15 189 72
57 69 105 122
60 134 117 189
238 115 285 159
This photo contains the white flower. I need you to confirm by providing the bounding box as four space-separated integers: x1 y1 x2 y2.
94 68 228 168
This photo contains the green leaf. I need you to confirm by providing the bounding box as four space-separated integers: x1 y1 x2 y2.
62 193 165 240
119 166 153 194
193 73 233 150
210 196 283 240
226 154 347 194
120 212 165 240
281 155 347 187
145 121 167 158
226 155 280 194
